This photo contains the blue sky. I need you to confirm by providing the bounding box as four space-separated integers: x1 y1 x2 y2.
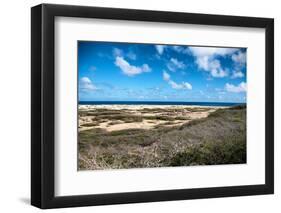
78 41 246 103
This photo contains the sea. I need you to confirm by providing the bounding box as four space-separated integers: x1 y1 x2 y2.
79 101 245 107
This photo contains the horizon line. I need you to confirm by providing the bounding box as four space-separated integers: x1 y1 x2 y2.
79 100 246 104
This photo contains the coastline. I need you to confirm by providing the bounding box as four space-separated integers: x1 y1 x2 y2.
79 104 229 111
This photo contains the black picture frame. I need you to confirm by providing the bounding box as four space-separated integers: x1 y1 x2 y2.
31 3 274 209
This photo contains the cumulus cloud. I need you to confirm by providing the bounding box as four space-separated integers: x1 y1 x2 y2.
127 51 137 60
225 82 247 93
171 45 189 54
232 51 246 65
142 64 151 72
231 51 246 78
169 81 192 90
163 70 170 81
115 56 151 76
167 58 186 72
113 48 123 57
198 57 228 78
231 70 244 78
163 71 192 90
156 45 190 56
189 47 237 57
172 45 184 52
155 45 166 55
113 47 137 61
189 47 239 78
79 77 97 91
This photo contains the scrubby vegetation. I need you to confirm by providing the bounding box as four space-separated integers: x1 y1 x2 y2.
78 105 246 170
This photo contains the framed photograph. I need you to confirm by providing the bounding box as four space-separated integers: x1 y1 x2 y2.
31 4 274 209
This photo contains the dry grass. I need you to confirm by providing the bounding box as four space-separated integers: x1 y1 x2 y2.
78 105 246 170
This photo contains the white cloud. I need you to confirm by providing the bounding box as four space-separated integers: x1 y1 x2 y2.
163 71 170 81
156 45 190 56
79 77 97 91
189 46 239 78
162 71 192 90
127 51 137 60
155 45 166 55
156 45 190 57
232 51 246 65
171 45 189 54
231 51 246 78
113 48 123 57
171 58 185 68
115 56 151 76
183 82 192 90
225 82 247 93
142 64 151 72
231 70 244 78
167 58 186 72
189 47 238 57
113 47 137 61
197 57 228 78
170 81 192 90
172 45 184 52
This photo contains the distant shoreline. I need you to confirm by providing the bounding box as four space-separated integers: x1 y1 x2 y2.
79 105 228 110
79 101 245 107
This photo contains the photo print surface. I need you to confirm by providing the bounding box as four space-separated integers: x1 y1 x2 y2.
78 41 247 171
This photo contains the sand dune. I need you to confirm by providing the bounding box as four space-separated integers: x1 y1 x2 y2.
79 105 221 132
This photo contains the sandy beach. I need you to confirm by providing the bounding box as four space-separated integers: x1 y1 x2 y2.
78 105 225 132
